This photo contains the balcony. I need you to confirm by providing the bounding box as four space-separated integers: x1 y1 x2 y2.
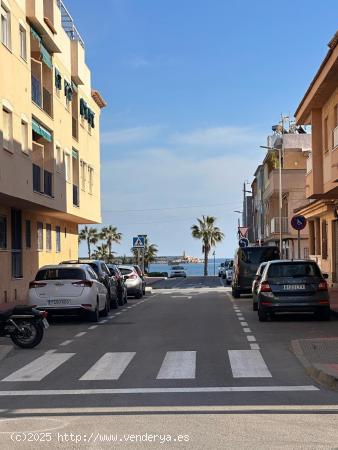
270 217 289 234
31 75 53 117
33 164 53 197
73 184 79 207
263 169 306 200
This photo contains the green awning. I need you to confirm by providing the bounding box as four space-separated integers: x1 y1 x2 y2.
32 119 52 142
72 149 78 159
30 27 41 44
40 43 53 69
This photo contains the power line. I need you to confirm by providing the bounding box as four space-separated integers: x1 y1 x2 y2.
102 202 239 214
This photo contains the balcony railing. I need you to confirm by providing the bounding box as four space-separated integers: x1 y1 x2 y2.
31 75 42 107
333 126 338 149
73 184 79 206
271 217 289 234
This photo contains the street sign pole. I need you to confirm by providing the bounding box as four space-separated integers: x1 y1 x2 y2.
298 229 301 259
291 215 307 260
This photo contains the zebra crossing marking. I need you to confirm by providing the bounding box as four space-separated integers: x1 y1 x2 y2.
80 352 136 381
228 350 272 378
2 353 75 382
157 351 196 379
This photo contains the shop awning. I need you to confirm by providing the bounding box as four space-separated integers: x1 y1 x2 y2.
32 119 52 142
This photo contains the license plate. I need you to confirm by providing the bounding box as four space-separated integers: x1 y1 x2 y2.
47 299 71 305
42 318 49 329
283 284 306 290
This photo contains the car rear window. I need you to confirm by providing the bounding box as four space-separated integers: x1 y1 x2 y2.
172 266 184 270
119 268 133 275
241 247 279 265
267 262 321 278
36 268 86 281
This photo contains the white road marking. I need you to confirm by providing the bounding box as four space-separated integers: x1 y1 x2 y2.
0 386 318 396
240 322 248 326
127 307 132 309
247 335 256 342
228 350 272 378
250 343 260 350
44 349 56 354
243 328 252 333
157 351 196 379
60 340 73 346
80 352 136 381
88 325 98 330
75 332 87 338
238 317 244 321
100 320 108 324
115 312 122 315
2 353 75 382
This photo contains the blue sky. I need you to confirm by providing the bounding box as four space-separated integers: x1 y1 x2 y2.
73 0 338 258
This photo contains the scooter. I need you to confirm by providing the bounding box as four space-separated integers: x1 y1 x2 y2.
0 304 49 348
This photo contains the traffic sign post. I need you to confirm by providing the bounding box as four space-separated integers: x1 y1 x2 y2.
132 235 147 273
133 236 145 248
291 215 307 259
238 238 249 248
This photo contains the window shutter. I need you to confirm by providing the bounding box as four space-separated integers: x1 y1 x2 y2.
80 98 85 116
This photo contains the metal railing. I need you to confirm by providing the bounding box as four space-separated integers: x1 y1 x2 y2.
31 75 42 107
271 217 289 234
56 0 85 48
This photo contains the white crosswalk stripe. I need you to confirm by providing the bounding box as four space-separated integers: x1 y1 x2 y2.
228 350 272 378
1 349 274 383
80 352 136 381
157 351 196 379
2 353 75 382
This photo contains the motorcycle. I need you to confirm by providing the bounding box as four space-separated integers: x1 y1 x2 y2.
0 304 49 348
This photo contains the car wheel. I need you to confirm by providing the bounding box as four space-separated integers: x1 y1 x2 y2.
253 301 258 311
258 306 267 322
101 298 109 317
135 290 143 299
316 308 330 321
88 302 99 322
232 288 240 298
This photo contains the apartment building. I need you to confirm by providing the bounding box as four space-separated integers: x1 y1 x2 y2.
295 32 338 284
251 132 311 259
0 0 106 302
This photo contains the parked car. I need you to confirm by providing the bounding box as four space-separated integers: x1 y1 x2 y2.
224 266 233 285
107 264 127 305
28 264 109 322
118 265 144 298
232 246 280 298
133 265 147 295
218 263 226 277
62 259 119 309
256 260 330 322
169 266 187 278
252 262 268 310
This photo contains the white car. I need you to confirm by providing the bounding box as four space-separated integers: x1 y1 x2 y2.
28 264 109 322
118 265 144 299
218 263 226 277
224 268 233 285
169 266 187 278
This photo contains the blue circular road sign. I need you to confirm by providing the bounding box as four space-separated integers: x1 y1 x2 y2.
239 238 249 248
291 215 307 231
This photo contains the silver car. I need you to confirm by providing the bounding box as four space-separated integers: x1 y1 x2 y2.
118 265 143 299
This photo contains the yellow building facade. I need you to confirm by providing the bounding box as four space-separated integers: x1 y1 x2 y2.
295 32 338 284
0 0 105 302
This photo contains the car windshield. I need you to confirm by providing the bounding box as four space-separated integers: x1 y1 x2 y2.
119 268 133 275
36 268 86 281
241 247 279 264
268 262 321 278
172 266 184 270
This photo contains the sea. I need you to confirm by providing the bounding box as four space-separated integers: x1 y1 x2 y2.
149 258 229 277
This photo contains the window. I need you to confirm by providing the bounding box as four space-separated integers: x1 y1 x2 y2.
46 223 52 251
36 268 86 281
64 152 71 182
80 160 87 191
322 220 328 260
2 107 13 152
37 222 43 251
21 120 28 154
11 209 22 279
88 166 94 194
56 145 62 173
0 215 7 249
1 3 10 49
56 225 61 252
19 25 26 60
25 220 31 248
324 116 328 153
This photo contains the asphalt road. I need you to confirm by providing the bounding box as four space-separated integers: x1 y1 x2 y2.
1 276 338 449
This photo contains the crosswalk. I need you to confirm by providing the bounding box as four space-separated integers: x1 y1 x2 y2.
0 349 273 384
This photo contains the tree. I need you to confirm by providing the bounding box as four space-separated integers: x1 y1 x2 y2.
92 243 109 261
78 226 100 258
191 216 224 276
100 226 122 262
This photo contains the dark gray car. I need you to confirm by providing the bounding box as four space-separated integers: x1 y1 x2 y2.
257 260 330 321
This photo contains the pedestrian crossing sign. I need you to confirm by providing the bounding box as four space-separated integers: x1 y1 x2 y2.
133 236 145 248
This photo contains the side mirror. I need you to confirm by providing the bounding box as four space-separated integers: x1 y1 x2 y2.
323 273 329 279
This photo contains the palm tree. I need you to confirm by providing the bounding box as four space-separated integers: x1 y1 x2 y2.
92 243 109 261
191 216 224 276
131 238 158 272
78 226 100 258
100 226 122 262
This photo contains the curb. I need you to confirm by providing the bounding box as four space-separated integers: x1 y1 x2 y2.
291 339 338 391
0 344 14 363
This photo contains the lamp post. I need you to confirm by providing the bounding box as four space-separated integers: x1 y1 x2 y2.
260 144 283 256
213 250 216 276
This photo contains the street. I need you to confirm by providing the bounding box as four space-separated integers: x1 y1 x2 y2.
0 277 338 449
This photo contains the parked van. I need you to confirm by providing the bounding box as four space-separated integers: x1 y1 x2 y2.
232 246 280 298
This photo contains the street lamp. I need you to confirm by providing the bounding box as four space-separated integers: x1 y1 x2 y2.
260 144 283 256
213 250 216 276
